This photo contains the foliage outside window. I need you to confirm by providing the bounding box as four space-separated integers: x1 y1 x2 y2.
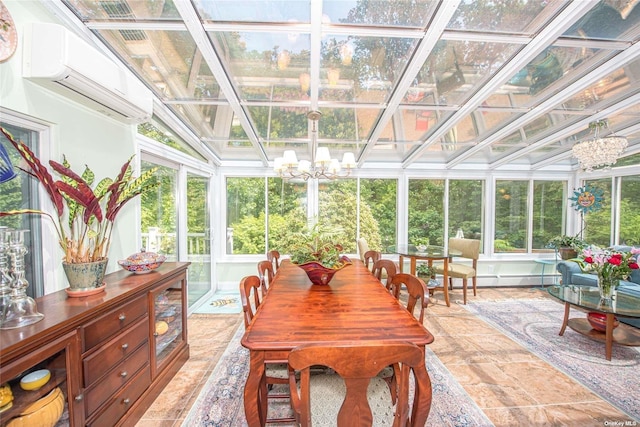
619 175 640 246
318 180 360 254
532 180 565 250
448 180 484 246
141 161 178 258
267 178 307 252
494 180 528 253
583 178 611 247
360 179 396 252
408 179 444 247
226 177 265 254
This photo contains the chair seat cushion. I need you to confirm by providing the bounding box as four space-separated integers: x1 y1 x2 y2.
432 262 476 279
303 373 395 426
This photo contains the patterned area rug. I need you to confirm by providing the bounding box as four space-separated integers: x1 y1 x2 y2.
182 325 493 426
194 291 241 314
464 298 640 422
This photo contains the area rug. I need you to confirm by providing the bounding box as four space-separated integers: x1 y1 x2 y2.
182 325 493 426
194 291 242 314
464 298 640 421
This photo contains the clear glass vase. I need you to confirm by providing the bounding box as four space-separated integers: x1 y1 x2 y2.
597 273 617 301
0 229 44 329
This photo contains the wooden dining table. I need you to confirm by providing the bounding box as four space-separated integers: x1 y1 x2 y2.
241 259 435 426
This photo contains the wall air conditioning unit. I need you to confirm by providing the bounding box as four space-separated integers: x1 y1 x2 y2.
22 22 153 123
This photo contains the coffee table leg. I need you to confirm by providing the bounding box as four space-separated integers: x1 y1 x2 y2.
559 302 570 336
605 313 614 361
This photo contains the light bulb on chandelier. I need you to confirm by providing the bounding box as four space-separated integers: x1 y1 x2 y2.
274 111 357 180
571 120 628 172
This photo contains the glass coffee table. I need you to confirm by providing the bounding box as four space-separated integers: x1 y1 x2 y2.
547 285 640 360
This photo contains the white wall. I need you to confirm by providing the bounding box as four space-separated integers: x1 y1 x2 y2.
1 1 141 293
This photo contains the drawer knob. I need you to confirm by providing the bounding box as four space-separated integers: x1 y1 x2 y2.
123 398 131 405
75 394 83 401
121 343 129 350
120 371 128 378
118 313 126 321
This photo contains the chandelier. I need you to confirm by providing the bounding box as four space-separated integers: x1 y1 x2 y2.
274 111 357 180
571 120 628 172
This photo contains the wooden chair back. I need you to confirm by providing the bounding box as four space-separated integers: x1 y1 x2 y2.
389 273 428 322
239 275 263 328
363 250 381 270
288 341 431 427
257 259 275 294
267 250 281 272
372 259 397 291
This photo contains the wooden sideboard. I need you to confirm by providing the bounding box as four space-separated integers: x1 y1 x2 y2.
0 262 190 426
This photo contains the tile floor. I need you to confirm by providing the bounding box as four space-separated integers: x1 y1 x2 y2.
136 286 632 426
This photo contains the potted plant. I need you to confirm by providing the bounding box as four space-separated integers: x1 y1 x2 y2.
547 235 587 260
0 127 158 292
285 222 351 285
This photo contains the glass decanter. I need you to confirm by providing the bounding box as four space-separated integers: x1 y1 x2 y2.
0 227 12 322
0 229 44 329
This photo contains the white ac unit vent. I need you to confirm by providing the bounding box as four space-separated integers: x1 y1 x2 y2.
22 23 153 123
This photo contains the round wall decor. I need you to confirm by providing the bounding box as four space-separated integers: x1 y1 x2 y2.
569 183 604 214
0 1 17 63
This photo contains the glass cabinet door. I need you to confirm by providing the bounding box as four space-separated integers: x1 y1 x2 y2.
151 278 186 376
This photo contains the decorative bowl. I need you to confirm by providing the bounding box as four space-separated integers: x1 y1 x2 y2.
296 259 351 286
19 369 51 391
587 312 619 332
6 387 64 427
118 249 166 274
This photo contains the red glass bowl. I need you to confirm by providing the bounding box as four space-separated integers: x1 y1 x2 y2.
296 260 351 286
586 312 619 332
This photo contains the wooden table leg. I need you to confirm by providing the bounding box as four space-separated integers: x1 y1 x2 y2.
605 313 614 361
399 255 404 273
244 351 266 427
410 257 417 275
559 302 570 336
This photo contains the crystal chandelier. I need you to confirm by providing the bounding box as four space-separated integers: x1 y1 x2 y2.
571 120 628 172
274 111 357 180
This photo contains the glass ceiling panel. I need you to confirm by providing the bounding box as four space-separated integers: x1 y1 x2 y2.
195 0 310 23
63 0 181 21
506 46 612 107
323 0 438 28
246 106 308 141
446 0 565 35
563 1 640 41
407 39 521 107
95 29 222 102
211 31 311 102
319 34 418 103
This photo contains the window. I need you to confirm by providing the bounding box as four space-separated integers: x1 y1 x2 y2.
360 178 397 252
619 175 640 246
494 180 528 253
0 122 44 297
448 180 484 245
318 179 358 253
267 177 306 252
583 178 611 247
408 179 445 247
532 180 566 251
141 161 178 259
186 172 211 307
226 177 265 254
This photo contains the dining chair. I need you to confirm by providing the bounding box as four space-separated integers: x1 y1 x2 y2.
432 238 481 304
257 259 276 295
363 250 381 271
288 341 431 427
372 258 397 291
267 249 281 272
357 237 370 262
389 273 429 323
239 276 294 423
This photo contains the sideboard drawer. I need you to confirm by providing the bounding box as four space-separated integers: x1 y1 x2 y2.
83 294 148 351
83 317 148 386
86 364 151 427
84 341 149 417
